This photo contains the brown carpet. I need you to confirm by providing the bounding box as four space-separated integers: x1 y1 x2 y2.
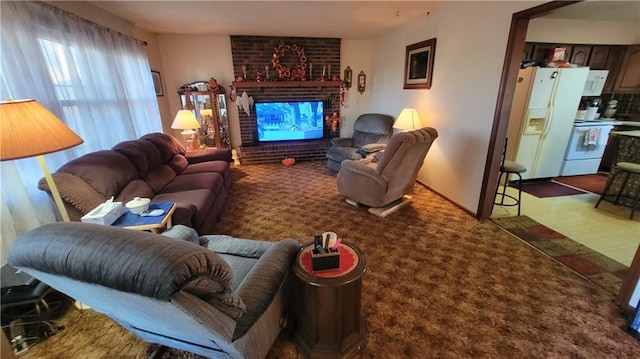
19 161 640 358
553 173 609 195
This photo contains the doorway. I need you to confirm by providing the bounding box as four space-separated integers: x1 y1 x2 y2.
478 1 580 220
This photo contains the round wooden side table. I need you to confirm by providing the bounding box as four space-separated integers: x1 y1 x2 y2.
293 241 367 359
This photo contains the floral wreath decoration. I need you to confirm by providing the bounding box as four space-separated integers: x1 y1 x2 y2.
272 43 307 81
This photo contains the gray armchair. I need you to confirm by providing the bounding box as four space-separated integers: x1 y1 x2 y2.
326 113 395 171
337 127 438 217
8 223 300 359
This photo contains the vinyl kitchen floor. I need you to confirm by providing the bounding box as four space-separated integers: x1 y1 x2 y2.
492 185 640 266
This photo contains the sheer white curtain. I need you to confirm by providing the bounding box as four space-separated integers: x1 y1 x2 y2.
0 1 162 264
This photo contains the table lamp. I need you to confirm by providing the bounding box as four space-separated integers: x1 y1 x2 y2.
171 110 201 151
0 99 84 222
394 108 422 131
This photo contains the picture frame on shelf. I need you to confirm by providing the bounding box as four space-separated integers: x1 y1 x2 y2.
403 38 436 89
151 71 163 96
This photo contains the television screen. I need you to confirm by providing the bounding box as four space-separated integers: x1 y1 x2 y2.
255 101 324 142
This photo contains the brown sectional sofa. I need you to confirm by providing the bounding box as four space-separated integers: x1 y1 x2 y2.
38 133 232 234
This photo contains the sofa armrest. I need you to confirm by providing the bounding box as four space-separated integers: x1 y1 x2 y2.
330 137 353 147
233 239 300 338
339 160 386 187
186 148 232 164
161 225 200 245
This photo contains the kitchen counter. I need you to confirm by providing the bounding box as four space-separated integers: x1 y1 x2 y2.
610 130 640 137
591 119 640 127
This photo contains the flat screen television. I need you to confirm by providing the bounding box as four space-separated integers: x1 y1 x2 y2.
255 100 324 142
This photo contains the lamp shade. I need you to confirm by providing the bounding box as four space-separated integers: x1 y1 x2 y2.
171 110 201 131
1 99 84 161
393 108 422 131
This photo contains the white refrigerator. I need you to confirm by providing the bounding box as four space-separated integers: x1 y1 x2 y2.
506 67 589 180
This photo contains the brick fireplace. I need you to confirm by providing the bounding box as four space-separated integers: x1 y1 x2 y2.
230 36 342 164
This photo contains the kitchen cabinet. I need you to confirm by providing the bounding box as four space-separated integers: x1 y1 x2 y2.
523 43 534 61
570 45 592 67
525 42 639 94
530 43 573 63
602 46 625 93
588 45 612 69
612 45 640 93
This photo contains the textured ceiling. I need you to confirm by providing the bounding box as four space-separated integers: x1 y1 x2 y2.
89 1 639 38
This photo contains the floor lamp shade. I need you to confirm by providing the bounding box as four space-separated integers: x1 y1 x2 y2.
1 99 84 160
1 99 84 222
394 108 422 131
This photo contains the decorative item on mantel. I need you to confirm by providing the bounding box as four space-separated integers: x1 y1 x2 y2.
325 112 341 132
272 43 308 81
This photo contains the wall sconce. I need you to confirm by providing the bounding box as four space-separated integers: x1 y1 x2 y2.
357 71 366 94
343 66 353 89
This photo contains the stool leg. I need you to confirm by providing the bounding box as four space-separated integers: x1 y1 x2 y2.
630 174 640 220
494 171 506 206
515 172 522 216
614 171 631 205
596 171 618 208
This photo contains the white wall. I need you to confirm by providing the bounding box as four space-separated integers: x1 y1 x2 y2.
527 18 640 44
157 35 373 148
156 35 238 146
340 39 372 137
369 1 542 213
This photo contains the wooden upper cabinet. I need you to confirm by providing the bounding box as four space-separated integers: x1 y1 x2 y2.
570 46 591 67
523 43 534 61
602 46 625 93
613 45 640 93
588 46 611 69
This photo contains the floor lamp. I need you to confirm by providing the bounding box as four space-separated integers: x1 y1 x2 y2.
0 99 84 222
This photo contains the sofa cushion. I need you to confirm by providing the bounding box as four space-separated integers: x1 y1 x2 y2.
327 146 364 162
116 180 156 204
161 172 224 194
143 165 177 193
153 189 217 228
43 173 108 215
112 140 163 178
56 150 139 198
181 161 232 182
166 155 189 175
160 225 200 245
140 133 186 163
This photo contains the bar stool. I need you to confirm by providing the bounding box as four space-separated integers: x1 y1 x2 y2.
494 140 527 215
596 161 640 219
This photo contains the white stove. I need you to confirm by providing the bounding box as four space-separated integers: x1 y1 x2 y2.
559 119 614 176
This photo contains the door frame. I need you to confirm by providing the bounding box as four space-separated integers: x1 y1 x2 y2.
476 1 580 220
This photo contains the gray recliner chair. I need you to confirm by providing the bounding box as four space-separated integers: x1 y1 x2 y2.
337 127 438 217
326 113 395 171
8 223 300 359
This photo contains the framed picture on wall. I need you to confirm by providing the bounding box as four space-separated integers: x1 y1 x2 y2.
151 70 163 96
403 38 436 89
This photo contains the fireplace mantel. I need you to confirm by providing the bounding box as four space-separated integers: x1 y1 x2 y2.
232 80 343 89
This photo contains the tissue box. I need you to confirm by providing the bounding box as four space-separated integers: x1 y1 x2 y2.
81 201 124 225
